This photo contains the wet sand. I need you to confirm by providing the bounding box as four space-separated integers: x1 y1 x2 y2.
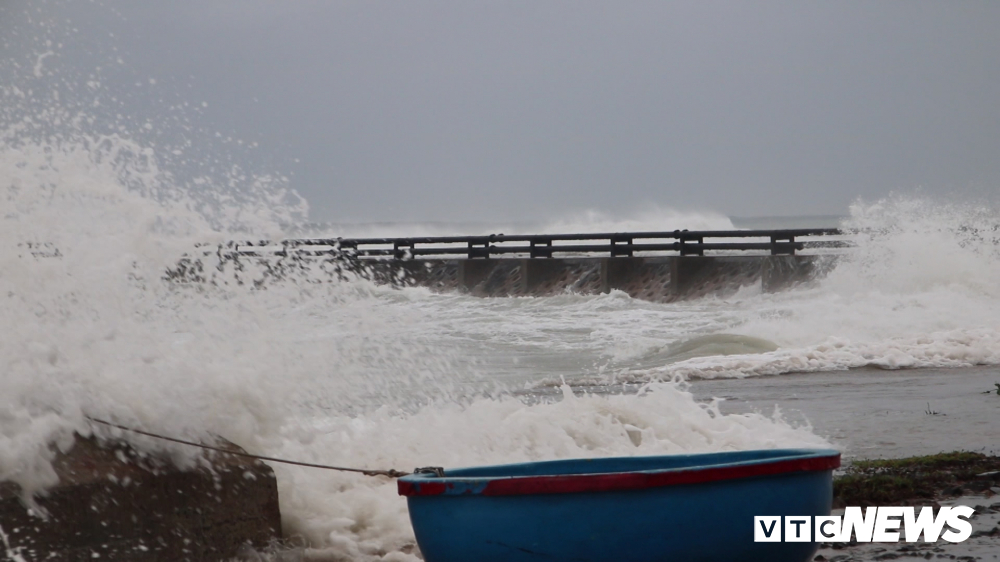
812 496 1000 561
693 366 1000 560
690 366 1000 460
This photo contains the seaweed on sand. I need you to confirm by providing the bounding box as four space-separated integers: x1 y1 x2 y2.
833 451 1000 507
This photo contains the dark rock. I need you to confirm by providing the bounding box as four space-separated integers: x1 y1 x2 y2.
965 480 991 492
970 526 1000 537
943 486 964 496
0 435 281 561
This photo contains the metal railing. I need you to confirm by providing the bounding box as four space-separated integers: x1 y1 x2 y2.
234 228 851 259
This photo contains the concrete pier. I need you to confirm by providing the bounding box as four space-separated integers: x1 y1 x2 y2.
374 254 837 301
208 227 848 298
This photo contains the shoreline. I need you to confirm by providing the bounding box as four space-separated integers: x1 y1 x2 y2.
834 451 1000 508
691 365 1000 460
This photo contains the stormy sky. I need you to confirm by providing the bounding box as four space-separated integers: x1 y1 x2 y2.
4 1 1000 224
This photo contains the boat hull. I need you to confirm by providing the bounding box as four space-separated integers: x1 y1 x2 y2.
399 449 839 562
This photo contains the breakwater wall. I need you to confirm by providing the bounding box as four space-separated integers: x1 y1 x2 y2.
384 255 838 302
181 229 849 300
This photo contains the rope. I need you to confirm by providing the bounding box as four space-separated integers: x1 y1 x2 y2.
86 417 414 478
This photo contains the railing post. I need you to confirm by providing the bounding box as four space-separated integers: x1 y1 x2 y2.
393 240 413 260
610 235 633 257
257 228 846 261
678 231 704 256
334 238 359 258
530 239 553 258
770 235 795 255
468 239 490 259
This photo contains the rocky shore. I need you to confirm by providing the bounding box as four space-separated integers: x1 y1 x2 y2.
0 435 281 562
817 452 1000 562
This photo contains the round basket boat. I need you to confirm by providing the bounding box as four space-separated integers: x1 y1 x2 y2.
398 448 840 562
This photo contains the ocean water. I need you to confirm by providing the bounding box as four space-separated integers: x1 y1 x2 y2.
5 142 1000 562
4 8 1000 562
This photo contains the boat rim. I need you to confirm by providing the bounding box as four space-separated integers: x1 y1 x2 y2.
398 448 840 497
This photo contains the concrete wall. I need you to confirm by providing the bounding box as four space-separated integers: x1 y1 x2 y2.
375 255 838 301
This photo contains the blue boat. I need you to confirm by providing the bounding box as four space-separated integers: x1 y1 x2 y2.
398 448 839 562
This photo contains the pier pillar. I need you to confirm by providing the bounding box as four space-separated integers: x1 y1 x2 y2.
458 259 496 292
601 258 643 293
522 259 567 293
436 255 834 300
458 260 523 296
761 255 831 292
670 257 718 297
670 257 764 299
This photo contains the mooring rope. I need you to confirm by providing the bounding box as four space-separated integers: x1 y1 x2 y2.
86 417 424 478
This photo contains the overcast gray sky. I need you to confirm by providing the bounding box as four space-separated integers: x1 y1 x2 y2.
5 1 1000 224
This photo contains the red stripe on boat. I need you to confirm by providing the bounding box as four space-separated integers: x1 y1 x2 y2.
398 454 840 497
400 480 447 496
